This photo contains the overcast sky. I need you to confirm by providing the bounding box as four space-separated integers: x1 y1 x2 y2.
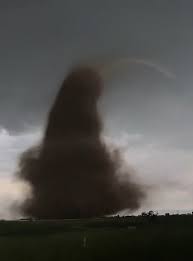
0 0 193 218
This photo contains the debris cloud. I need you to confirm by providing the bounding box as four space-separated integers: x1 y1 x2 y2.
18 67 144 219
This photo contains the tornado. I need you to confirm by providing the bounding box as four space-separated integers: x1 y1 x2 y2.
18 67 144 219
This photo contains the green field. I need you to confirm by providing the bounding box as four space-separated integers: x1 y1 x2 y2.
0 215 193 260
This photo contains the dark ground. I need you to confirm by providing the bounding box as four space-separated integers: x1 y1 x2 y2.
0 215 193 261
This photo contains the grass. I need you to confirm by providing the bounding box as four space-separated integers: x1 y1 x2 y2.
0 216 193 260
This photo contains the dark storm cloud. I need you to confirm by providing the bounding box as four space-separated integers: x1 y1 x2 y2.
101 63 193 148
0 0 193 148
0 0 45 9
